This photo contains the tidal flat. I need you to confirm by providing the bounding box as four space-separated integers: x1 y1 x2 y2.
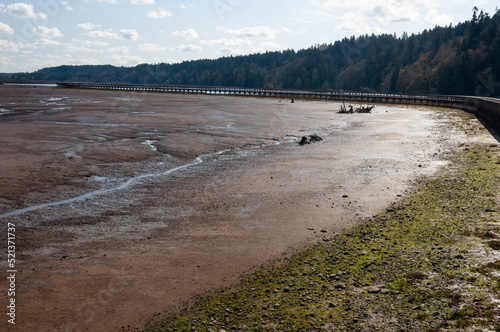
0 85 497 331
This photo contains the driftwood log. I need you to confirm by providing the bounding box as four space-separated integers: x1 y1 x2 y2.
338 103 375 114
299 134 323 145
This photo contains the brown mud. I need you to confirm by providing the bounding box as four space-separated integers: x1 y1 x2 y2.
0 85 476 331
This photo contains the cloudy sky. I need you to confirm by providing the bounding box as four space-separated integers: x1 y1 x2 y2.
0 0 497 72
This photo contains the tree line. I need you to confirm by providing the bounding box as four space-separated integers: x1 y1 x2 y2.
3 8 499 97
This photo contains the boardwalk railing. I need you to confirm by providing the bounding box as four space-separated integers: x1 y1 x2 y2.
55 82 500 133
2 81 498 133
55 82 473 108
463 96 500 133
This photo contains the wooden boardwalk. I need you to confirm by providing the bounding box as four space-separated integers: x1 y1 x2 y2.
1 81 499 133
56 82 475 108
53 82 500 133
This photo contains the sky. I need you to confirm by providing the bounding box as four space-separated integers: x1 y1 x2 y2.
0 0 498 73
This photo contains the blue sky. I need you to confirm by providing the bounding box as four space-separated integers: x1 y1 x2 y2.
0 0 498 72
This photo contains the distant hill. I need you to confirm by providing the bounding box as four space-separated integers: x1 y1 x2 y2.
2 8 499 97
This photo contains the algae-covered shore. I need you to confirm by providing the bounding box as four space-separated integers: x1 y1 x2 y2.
147 112 500 331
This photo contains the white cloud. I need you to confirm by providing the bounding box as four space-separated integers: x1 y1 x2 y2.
36 38 61 46
75 39 109 47
173 44 202 52
367 2 420 23
201 37 252 47
33 26 63 38
0 40 20 52
173 28 199 40
308 0 425 36
7 3 35 17
180 3 195 9
88 30 118 39
218 46 265 55
62 2 73 11
109 53 144 66
78 23 102 30
260 41 282 49
131 0 154 4
300 9 337 21
66 45 103 53
109 46 130 54
0 40 32 52
219 26 289 40
139 43 167 51
0 22 14 34
87 29 140 41
119 29 139 41
0 55 15 72
425 8 454 26
310 0 449 28
334 10 389 35
6 3 47 20
147 8 172 19
1 52 102 72
328 2 420 37
32 53 102 70
218 47 245 55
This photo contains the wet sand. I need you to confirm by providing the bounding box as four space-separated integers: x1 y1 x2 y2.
0 85 469 331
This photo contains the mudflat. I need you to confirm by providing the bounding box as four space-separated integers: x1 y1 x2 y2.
0 85 470 331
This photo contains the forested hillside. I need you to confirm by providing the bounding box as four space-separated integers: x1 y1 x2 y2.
3 8 499 97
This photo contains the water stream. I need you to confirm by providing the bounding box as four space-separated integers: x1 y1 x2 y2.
0 149 231 219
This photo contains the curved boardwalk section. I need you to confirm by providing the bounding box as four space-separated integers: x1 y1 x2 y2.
56 82 500 133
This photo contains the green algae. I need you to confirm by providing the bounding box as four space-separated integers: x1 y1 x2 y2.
146 116 500 331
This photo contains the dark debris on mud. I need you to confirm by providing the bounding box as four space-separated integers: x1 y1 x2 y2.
299 134 323 146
